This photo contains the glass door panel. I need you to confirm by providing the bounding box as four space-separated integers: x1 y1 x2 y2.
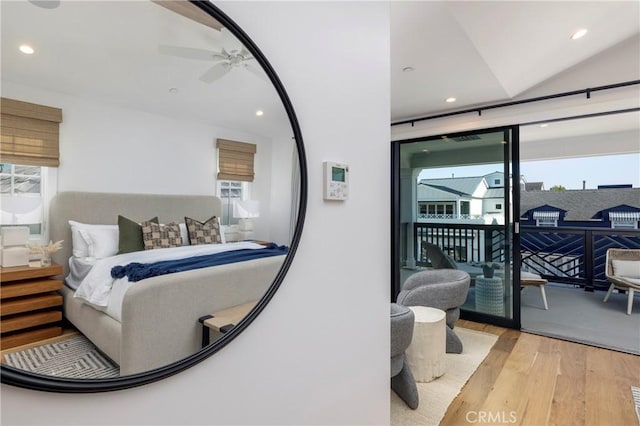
393 126 519 328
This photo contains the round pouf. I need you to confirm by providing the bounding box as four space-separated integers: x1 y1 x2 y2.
405 306 446 383
475 276 505 316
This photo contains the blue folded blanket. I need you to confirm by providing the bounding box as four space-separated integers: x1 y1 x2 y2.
111 243 288 282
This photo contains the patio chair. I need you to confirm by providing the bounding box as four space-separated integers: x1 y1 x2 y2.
423 243 458 269
603 248 640 315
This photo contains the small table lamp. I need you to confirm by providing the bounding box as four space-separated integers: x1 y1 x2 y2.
233 200 260 240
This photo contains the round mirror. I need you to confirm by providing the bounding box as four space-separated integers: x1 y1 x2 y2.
0 1 306 392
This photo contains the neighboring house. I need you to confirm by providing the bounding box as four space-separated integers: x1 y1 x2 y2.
520 187 640 229
417 171 506 224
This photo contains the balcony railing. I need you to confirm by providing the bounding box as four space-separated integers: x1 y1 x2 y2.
414 222 640 291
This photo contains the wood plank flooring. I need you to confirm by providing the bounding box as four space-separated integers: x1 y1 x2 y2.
441 320 640 426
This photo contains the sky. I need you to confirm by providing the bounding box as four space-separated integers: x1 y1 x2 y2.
418 153 640 190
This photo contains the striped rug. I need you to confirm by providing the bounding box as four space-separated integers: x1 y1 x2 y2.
3 335 119 379
633 386 640 424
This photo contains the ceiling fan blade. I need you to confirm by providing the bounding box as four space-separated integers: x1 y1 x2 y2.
159 45 222 61
243 62 269 83
200 62 231 83
220 27 244 55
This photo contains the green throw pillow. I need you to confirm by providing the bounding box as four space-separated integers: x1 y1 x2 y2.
117 215 158 254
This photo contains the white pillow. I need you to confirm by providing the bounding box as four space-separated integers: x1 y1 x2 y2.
219 224 227 244
611 259 640 279
178 223 189 246
68 221 119 258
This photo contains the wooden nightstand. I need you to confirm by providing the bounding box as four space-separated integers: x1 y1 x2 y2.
1 263 64 350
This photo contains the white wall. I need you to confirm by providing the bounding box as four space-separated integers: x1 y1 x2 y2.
1 81 289 242
1 2 391 425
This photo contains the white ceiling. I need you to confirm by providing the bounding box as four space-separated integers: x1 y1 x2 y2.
391 1 640 122
1 1 289 139
2 1 639 140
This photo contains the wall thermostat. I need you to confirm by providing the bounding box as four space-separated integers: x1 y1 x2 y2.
323 161 349 201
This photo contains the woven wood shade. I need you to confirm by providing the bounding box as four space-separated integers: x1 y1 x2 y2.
217 139 256 182
1 98 62 167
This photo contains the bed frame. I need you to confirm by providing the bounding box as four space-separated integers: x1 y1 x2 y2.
49 191 284 375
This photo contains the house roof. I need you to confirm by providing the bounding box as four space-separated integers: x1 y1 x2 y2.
521 188 640 221
419 176 485 197
484 188 505 199
417 183 463 201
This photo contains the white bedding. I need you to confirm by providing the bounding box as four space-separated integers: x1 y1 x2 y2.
66 256 97 290
71 241 267 322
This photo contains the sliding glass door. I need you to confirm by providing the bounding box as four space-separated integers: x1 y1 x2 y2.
392 126 520 328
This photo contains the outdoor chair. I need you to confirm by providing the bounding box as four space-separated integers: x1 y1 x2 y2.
603 248 640 315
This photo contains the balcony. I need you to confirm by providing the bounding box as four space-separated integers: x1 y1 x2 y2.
413 222 640 291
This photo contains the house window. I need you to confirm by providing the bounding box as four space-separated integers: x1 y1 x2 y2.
217 181 248 225
533 211 559 227
0 164 41 195
609 212 640 230
494 179 501 185
495 203 502 210
421 203 454 217
460 201 470 216
0 163 44 235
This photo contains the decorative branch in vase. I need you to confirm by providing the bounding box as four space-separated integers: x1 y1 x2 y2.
28 240 63 267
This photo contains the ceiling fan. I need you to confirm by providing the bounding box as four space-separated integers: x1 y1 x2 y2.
159 29 267 84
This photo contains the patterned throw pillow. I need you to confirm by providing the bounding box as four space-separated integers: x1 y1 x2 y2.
141 221 183 250
185 216 222 245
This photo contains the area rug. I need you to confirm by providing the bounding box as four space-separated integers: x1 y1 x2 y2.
2 335 119 379
633 386 640 424
391 327 498 426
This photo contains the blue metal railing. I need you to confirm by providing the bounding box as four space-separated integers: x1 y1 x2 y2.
414 222 640 290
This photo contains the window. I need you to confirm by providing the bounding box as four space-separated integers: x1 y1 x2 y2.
419 202 455 218
495 203 502 210
494 179 501 185
1 164 41 195
609 212 640 230
460 201 470 215
217 181 247 225
0 163 44 235
533 211 559 227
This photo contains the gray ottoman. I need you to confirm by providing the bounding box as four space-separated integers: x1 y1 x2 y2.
391 303 419 409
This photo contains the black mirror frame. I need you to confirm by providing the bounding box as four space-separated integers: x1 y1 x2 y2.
1 0 307 393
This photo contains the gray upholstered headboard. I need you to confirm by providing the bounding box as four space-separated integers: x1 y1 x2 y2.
49 191 222 276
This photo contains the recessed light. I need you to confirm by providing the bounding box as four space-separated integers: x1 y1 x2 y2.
402 66 415 72
19 44 34 55
571 29 587 40
445 97 456 103
256 110 264 117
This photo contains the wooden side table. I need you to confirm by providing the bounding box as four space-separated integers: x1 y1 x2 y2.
0 263 64 350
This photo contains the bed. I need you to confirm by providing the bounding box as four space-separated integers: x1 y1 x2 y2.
50 191 286 375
